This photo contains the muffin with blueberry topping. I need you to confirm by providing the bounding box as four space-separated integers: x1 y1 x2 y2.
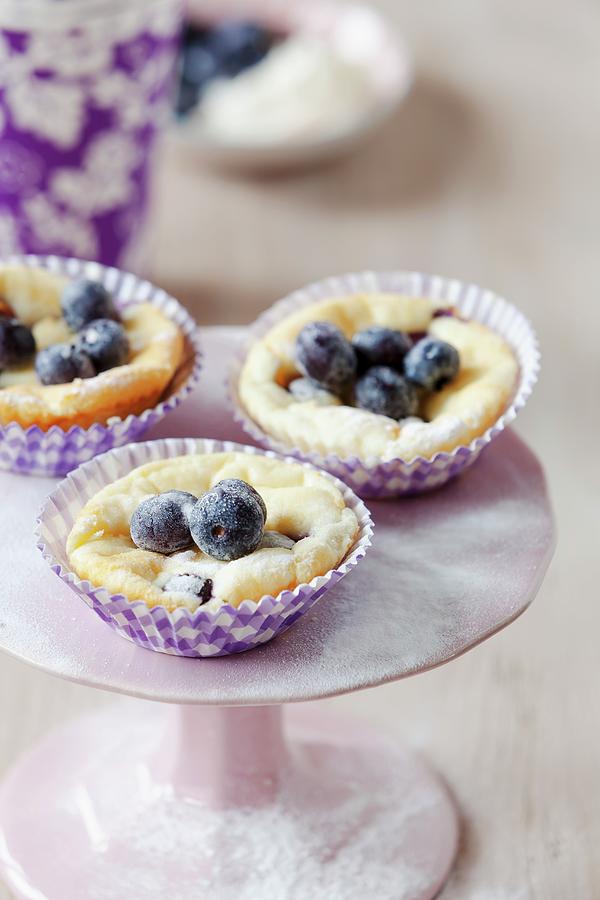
0 264 186 431
66 451 360 611
237 289 520 465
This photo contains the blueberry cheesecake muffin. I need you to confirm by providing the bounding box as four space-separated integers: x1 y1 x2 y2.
0 264 184 430
66 452 359 611
238 293 519 462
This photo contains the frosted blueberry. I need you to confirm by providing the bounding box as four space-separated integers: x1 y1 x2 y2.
0 318 36 368
209 21 272 77
61 280 118 331
35 343 95 385
215 478 267 522
352 326 411 374
189 481 265 561
404 337 460 391
175 78 201 117
163 574 213 604
355 366 418 420
78 319 129 372
181 37 219 87
295 321 356 396
130 490 197 554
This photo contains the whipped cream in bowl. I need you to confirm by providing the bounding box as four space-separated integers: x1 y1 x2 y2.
174 0 412 170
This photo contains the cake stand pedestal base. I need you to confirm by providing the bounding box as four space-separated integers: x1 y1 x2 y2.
0 702 458 900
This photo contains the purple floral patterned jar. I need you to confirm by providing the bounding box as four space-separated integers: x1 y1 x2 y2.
0 0 182 269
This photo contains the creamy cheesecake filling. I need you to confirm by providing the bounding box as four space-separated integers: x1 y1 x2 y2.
67 452 359 611
0 265 184 430
238 293 519 462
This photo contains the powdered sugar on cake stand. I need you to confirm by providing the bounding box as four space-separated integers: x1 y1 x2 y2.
0 328 555 900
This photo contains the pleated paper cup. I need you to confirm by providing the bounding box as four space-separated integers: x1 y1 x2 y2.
35 437 373 657
0 255 202 476
229 270 540 498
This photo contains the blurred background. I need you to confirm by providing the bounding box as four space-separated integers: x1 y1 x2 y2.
0 0 598 897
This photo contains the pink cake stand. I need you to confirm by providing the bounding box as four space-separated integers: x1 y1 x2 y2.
0 329 555 900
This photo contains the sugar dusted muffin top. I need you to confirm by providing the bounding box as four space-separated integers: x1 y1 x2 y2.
67 451 359 611
238 292 518 462
0 264 184 430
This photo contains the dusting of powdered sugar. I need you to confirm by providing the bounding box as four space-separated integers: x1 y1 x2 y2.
382 414 467 460
83 732 446 900
153 533 298 610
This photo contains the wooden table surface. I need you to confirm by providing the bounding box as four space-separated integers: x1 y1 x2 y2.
1 0 597 897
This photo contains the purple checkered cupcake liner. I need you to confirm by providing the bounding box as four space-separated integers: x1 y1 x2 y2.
35 437 374 657
229 270 540 498
0 255 203 476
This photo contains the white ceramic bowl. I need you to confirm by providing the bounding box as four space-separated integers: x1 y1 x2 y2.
172 0 413 171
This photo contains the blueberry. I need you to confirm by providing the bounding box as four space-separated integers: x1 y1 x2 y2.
208 21 272 77
175 78 201 117
215 478 267 523
189 483 265 561
77 319 129 372
163 574 213 604
288 377 337 405
162 489 198 518
355 365 418 420
130 490 197 554
295 321 356 396
35 343 95 385
352 326 411 374
183 23 211 44
181 42 219 88
0 318 36 368
404 337 460 391
61 280 117 331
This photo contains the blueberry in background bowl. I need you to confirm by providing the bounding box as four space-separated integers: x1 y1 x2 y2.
169 3 413 171
210 21 273 77
175 19 278 119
